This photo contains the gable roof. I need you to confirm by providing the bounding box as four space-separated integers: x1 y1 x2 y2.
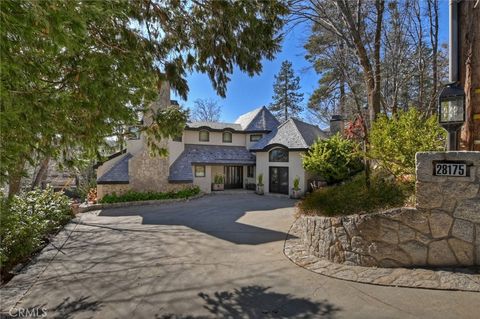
234 106 280 132
250 118 327 151
169 144 255 182
97 153 132 184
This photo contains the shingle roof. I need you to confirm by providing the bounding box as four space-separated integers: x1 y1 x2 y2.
97 153 132 184
234 106 280 132
186 121 242 131
250 118 327 151
169 144 255 182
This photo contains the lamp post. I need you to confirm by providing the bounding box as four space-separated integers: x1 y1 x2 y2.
438 82 465 151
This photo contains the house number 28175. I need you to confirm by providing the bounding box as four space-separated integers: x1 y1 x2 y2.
434 163 467 177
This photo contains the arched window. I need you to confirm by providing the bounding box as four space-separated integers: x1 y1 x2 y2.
222 132 232 143
269 148 288 162
199 130 209 142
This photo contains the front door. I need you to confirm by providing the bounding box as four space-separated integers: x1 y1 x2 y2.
269 167 289 194
224 166 243 189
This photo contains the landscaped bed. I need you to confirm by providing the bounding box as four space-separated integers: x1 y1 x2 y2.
0 187 73 283
98 186 201 204
299 173 414 216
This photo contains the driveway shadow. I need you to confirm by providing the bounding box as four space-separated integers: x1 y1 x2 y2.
156 285 341 319
97 195 297 245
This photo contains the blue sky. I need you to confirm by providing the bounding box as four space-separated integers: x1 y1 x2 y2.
173 1 450 123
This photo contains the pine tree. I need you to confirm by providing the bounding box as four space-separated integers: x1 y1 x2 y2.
269 60 304 121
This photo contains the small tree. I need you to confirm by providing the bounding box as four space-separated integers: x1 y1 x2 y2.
302 134 363 184
191 99 222 122
269 60 304 121
368 108 446 177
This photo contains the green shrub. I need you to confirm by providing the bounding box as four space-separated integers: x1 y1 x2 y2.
0 187 72 272
257 174 263 186
302 133 363 184
293 176 300 190
369 108 446 177
299 173 413 216
99 186 200 204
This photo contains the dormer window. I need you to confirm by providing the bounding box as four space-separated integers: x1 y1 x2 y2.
199 130 209 142
250 134 262 142
222 132 232 143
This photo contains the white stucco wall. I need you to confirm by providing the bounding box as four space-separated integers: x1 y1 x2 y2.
255 149 307 197
193 165 212 193
168 138 185 166
183 130 246 146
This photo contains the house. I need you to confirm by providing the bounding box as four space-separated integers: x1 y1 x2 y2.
96 83 327 199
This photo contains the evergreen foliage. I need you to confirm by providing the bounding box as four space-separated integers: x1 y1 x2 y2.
269 60 304 121
368 108 446 177
302 134 363 184
299 173 413 216
0 187 72 272
0 0 288 190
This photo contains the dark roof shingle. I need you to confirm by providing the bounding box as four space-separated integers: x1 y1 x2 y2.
250 118 327 151
97 153 132 184
234 106 280 132
169 144 255 182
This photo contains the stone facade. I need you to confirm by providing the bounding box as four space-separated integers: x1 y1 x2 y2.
297 151 480 268
97 184 131 199
129 148 191 193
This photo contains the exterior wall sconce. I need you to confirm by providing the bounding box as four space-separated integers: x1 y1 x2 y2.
438 82 465 150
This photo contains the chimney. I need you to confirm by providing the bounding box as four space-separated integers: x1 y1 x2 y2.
330 115 344 136
143 81 171 127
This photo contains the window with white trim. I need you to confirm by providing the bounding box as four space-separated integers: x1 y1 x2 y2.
195 165 206 177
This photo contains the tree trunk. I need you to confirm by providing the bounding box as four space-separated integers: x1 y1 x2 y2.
459 0 479 150
464 49 474 150
31 156 50 189
8 159 26 197
339 78 345 115
427 0 439 115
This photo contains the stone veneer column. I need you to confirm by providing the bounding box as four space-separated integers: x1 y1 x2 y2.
415 151 480 266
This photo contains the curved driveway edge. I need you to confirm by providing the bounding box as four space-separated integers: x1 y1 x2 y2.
284 218 480 292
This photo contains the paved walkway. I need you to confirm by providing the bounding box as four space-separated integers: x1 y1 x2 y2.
1 194 479 318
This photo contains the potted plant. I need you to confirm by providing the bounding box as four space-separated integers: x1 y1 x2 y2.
256 173 264 195
291 176 301 199
212 174 225 191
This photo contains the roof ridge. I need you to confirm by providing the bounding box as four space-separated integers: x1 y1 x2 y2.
245 107 264 130
277 118 294 129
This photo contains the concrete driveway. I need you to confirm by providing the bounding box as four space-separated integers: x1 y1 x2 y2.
2 194 479 318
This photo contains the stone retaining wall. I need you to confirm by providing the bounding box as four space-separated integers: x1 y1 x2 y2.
297 151 480 268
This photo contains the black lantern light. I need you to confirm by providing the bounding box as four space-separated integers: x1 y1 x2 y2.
438 82 465 150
